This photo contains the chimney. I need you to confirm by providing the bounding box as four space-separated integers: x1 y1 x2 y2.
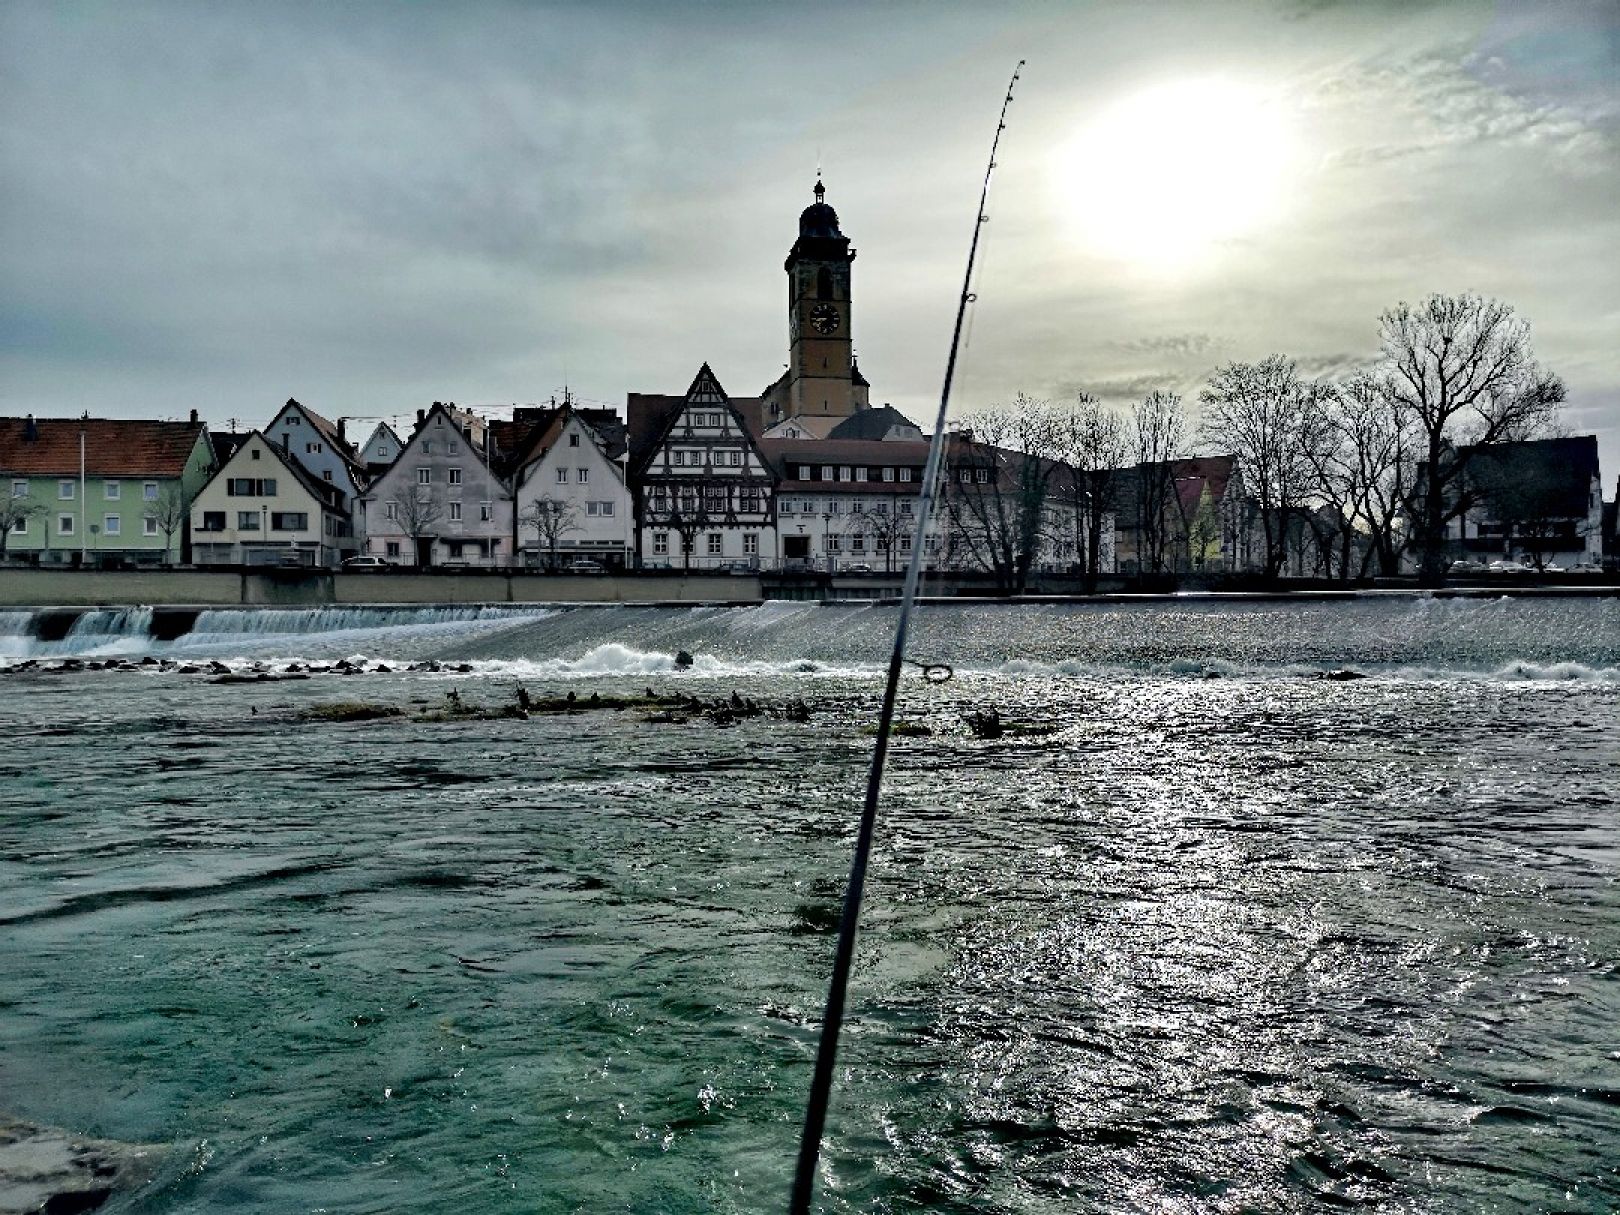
189 408 199 425
417 408 426 426
337 418 347 445
23 414 38 442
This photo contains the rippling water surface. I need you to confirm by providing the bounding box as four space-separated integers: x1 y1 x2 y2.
1 596 1617 1213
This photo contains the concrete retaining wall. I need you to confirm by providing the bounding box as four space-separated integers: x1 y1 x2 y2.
0 568 762 607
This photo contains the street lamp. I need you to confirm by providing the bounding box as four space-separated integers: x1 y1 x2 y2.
822 512 834 574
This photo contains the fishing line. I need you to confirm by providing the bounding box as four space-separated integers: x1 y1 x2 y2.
788 60 1025 1215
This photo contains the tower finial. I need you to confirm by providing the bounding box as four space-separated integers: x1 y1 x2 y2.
814 172 824 202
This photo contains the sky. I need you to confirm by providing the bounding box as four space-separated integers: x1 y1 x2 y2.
2 0 1617 479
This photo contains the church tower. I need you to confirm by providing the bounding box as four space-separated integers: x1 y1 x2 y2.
781 180 863 419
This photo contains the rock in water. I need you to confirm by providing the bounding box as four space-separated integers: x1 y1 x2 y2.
0 1115 164 1213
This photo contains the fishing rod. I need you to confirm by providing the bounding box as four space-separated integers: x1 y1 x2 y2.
788 60 1025 1215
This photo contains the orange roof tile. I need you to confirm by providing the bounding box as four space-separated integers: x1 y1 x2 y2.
0 417 207 478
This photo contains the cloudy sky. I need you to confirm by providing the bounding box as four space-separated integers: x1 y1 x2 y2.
3 0 1616 476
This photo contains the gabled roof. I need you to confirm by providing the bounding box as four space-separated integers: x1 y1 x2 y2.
360 422 403 458
628 364 773 477
210 431 250 466
211 431 347 512
507 402 628 478
270 398 364 471
0 416 208 478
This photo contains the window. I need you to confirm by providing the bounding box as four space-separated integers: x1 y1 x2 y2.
423 441 434 455
900 536 912 551
900 468 913 482
743 533 758 555
600 501 614 517
10 480 25 498
577 469 588 484
586 501 599 516
855 468 868 482
435 415 444 426
143 516 157 536
827 534 841 552
377 446 390 459
479 502 492 521
447 542 463 558
976 469 990 484
569 433 581 448
448 468 462 485
270 512 307 531
59 480 75 499
238 511 259 530
838 466 851 482
417 468 432 485
385 541 400 557
103 514 121 535
226 477 278 497
821 466 834 481
556 467 569 483
851 536 865 552
57 514 75 535
385 502 397 520
882 467 895 482
707 533 723 556
680 533 694 554
797 465 811 480
200 511 225 531
899 501 914 516
306 442 323 454
251 448 261 460
13 513 27 534
874 502 889 515
653 533 669 555
449 502 462 521
448 441 459 455
729 452 742 467
959 470 972 484
144 482 158 500
104 480 121 500
287 415 301 425
323 471 332 482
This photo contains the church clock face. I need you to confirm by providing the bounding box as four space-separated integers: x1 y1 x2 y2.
809 302 839 334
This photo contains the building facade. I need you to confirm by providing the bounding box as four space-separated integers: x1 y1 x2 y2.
509 402 633 568
191 431 351 566
1 414 213 565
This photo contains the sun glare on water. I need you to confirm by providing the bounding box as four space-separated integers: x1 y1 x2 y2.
1053 78 1296 269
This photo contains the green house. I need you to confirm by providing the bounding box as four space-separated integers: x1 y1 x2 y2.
1 413 214 565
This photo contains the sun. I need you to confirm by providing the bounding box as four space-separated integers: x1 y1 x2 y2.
1053 78 1296 268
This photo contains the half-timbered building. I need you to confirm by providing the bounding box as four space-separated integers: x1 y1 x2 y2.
627 365 778 570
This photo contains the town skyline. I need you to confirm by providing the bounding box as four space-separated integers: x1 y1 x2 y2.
3 1 1616 475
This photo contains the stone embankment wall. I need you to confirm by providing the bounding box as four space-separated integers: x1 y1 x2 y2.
0 569 762 607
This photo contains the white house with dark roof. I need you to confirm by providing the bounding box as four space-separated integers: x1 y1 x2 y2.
358 422 403 475
508 400 633 569
627 365 778 570
358 403 513 566
190 431 352 567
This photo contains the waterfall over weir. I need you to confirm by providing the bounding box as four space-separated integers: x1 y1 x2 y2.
0 594 1616 678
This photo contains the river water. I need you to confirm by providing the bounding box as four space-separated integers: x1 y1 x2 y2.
1 595 1617 1213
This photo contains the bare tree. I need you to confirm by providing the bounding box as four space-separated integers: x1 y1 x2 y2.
521 495 582 571
1380 293 1564 585
1131 391 1188 578
390 487 444 567
1324 371 1417 578
151 483 189 565
1200 357 1318 581
0 496 44 559
946 397 1064 593
850 499 910 573
1052 394 1129 592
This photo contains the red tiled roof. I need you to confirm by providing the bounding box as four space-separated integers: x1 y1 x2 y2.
0 417 207 478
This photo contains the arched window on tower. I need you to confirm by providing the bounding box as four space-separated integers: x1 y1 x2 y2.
817 267 833 301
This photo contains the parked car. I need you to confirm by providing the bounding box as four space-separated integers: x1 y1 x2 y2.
842 562 874 573
1487 559 1532 573
562 558 605 574
1568 561 1604 574
342 555 388 570
1449 559 1488 574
